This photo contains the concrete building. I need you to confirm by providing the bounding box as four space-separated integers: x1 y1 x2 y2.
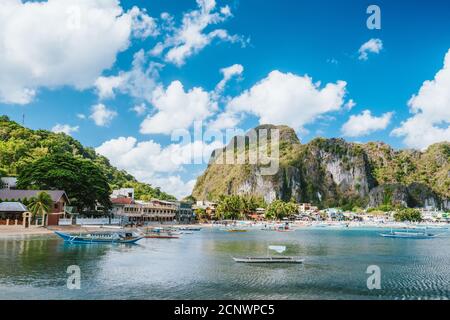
176 201 194 223
0 177 17 190
111 188 135 200
120 199 178 225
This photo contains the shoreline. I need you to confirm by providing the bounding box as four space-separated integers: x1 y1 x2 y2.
1 221 447 238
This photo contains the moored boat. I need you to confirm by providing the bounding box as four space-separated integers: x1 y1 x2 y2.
179 227 202 231
144 227 180 239
233 256 304 264
55 231 143 244
380 229 437 239
226 229 248 232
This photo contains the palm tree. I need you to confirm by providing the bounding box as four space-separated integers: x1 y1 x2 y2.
28 192 53 226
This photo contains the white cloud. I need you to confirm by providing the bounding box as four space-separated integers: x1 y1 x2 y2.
225 70 348 131
341 110 393 137
95 137 222 199
151 0 245 66
0 0 156 105
131 103 147 116
344 99 356 110
128 6 159 40
140 80 217 134
89 103 117 127
208 111 243 131
153 176 197 200
76 113 86 120
358 38 383 60
95 50 161 102
392 49 450 150
215 64 244 93
51 124 79 135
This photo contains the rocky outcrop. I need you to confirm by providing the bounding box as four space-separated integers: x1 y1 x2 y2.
192 125 449 209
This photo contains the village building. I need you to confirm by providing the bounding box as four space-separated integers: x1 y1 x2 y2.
0 189 69 226
0 202 28 225
111 188 135 200
119 199 179 225
177 201 194 224
0 177 18 190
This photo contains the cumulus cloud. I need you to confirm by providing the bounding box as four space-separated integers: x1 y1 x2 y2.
95 50 161 102
341 110 393 137
140 80 217 134
51 124 79 135
392 49 450 150
89 104 117 127
358 38 383 60
0 0 157 105
95 136 222 198
131 103 147 116
151 0 246 66
215 64 244 93
224 70 348 131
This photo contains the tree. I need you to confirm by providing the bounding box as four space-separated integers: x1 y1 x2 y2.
394 208 422 222
17 154 111 211
266 200 289 220
216 195 243 220
28 192 53 226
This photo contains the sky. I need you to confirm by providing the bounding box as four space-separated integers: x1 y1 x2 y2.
0 0 449 199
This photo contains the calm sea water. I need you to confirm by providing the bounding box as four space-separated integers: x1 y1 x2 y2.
0 227 449 300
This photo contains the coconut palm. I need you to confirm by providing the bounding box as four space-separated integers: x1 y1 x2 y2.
28 192 53 226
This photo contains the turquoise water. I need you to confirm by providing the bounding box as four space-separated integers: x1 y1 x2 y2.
0 228 449 300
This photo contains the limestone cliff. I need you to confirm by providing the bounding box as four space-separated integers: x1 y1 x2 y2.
192 125 449 209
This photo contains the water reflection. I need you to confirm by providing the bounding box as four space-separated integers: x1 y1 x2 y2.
0 228 449 300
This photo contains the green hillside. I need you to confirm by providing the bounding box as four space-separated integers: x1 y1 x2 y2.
0 115 175 201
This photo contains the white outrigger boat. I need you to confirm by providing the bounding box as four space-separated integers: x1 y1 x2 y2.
55 231 143 244
233 256 304 264
379 228 438 239
233 245 304 264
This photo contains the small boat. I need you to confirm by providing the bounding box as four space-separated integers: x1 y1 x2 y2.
380 229 437 239
144 227 180 239
226 229 248 233
233 256 304 264
145 233 179 239
179 227 202 231
233 245 303 264
55 231 143 244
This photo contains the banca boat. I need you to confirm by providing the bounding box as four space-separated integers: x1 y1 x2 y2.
55 231 143 244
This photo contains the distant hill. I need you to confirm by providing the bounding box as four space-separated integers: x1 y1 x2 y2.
0 115 176 201
193 124 450 210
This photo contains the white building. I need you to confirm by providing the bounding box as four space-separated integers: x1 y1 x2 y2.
1 177 17 189
111 188 134 200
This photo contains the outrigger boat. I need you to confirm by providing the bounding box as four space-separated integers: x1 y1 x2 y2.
55 231 143 244
144 227 180 239
233 245 304 264
178 227 202 231
226 229 248 233
233 256 304 264
380 228 437 239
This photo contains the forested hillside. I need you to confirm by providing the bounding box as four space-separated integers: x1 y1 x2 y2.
0 115 175 201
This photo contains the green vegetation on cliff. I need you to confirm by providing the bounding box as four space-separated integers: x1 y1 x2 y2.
193 124 449 209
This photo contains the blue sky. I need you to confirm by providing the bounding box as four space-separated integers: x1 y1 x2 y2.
1 0 449 198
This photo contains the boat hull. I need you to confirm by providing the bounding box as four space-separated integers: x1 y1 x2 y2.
233 256 304 264
380 233 436 239
54 231 143 244
145 235 179 239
